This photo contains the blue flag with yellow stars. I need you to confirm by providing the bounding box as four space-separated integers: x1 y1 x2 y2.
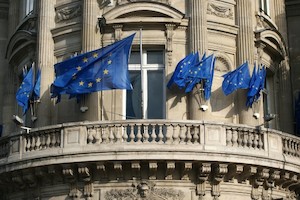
222 61 251 96
167 52 197 89
16 67 35 114
51 34 135 101
246 64 266 107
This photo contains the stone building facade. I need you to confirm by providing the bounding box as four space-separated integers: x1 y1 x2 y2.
0 0 299 199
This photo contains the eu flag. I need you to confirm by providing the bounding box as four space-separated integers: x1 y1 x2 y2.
185 54 215 94
203 55 216 100
33 69 41 100
222 62 251 96
51 34 135 100
167 53 196 89
246 65 266 107
16 67 35 114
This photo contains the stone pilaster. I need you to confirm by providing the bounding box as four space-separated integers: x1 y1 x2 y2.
36 0 56 126
189 0 208 120
236 0 256 126
81 0 101 121
273 0 293 133
0 1 11 136
8 0 19 37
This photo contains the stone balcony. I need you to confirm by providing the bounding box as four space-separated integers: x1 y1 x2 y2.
0 120 299 199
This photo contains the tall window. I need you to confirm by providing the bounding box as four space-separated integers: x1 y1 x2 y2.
20 0 35 20
125 50 165 119
259 0 270 16
263 70 277 129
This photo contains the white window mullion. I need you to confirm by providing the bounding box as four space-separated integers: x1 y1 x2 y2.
142 70 148 119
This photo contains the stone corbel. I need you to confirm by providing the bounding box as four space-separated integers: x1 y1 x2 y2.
78 165 91 182
96 162 108 180
149 162 158 180
238 165 257 183
196 163 211 199
251 168 269 200
69 183 80 199
114 162 123 180
63 165 76 183
211 164 228 200
181 162 193 180
131 161 141 180
165 24 175 52
84 182 94 200
165 161 176 180
113 25 123 41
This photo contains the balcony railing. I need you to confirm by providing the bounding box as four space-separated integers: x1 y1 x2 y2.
0 120 299 171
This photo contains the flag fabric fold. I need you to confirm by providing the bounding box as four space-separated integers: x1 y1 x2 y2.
222 62 251 96
167 52 215 100
51 34 135 101
246 64 266 107
16 65 41 114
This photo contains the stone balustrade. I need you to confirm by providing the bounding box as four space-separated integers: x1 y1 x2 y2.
0 120 299 173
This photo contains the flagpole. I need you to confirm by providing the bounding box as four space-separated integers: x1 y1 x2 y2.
140 28 145 119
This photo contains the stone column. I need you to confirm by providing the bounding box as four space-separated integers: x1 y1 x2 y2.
274 0 293 133
1 1 14 135
81 0 101 121
36 0 55 127
189 0 208 120
236 0 256 126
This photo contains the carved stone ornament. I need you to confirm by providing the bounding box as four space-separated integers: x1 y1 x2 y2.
207 3 233 19
55 4 82 23
105 181 184 200
117 0 171 6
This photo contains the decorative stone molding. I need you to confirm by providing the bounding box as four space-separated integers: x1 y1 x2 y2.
113 25 123 41
105 181 184 200
214 54 232 72
117 0 171 6
207 2 233 19
55 4 82 23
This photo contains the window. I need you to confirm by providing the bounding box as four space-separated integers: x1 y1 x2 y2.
125 50 165 119
259 0 270 16
263 70 277 129
20 0 35 20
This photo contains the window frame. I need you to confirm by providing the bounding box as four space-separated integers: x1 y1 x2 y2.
123 49 166 120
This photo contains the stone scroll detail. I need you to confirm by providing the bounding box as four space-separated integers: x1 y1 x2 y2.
105 182 184 200
207 3 233 19
55 4 82 23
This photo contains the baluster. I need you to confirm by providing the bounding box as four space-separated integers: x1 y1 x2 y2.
292 140 296 156
102 126 109 144
46 133 51 148
109 126 115 143
51 132 57 147
253 131 259 149
95 127 102 144
87 128 95 144
258 133 264 150
242 129 248 148
282 138 287 154
40 133 46 149
26 136 31 151
232 128 238 147
136 124 142 143
179 125 186 144
148 124 154 142
129 124 135 143
297 142 300 157
115 126 122 143
31 134 36 151
157 124 164 143
186 125 192 144
248 130 253 149
36 133 41 150
237 129 243 147
193 125 199 144
143 124 149 143
165 124 172 144
122 126 128 143
56 131 61 146
172 124 179 145
226 128 232 146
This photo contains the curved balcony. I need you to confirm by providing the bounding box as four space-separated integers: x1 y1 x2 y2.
0 120 300 199
0 120 299 173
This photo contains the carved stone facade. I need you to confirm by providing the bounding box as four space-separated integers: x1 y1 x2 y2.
0 0 299 199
